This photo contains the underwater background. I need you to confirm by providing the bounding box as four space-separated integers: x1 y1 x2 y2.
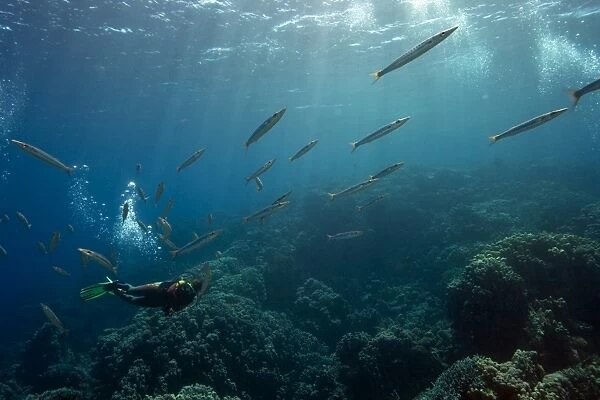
1 0 600 399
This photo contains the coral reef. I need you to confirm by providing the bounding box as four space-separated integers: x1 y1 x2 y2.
4 164 600 400
335 327 445 400
448 232 600 365
565 202 600 240
293 278 349 345
17 323 64 388
92 276 331 400
447 254 528 358
144 383 240 400
418 350 600 400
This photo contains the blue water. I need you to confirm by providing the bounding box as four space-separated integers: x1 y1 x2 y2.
1 1 600 398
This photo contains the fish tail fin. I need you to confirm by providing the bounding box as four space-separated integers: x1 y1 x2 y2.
327 193 335 201
289 157 293 163
327 234 333 241
567 89 580 106
488 135 499 144
350 142 358 153
356 206 363 212
242 216 249 224
169 250 178 259
67 167 75 176
370 71 381 84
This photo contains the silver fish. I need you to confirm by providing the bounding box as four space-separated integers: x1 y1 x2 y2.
67 224 75 233
157 217 172 238
569 77 600 106
489 108 568 144
169 229 223 259
351 117 410 152
356 194 388 212
289 139 319 162
77 248 117 274
370 162 405 180
49 231 61 253
155 181 165 204
255 176 264 192
159 235 178 250
0 214 9 223
37 241 48 254
245 159 276 184
327 230 364 240
52 266 70 277
16 211 31 230
11 139 74 175
272 191 292 205
0 245 6 257
328 178 379 201
245 108 286 150
136 218 149 233
40 303 68 335
136 186 148 203
243 201 290 224
177 148 205 173
371 26 458 82
161 197 174 218
207 213 213 225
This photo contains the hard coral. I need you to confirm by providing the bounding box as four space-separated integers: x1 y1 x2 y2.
447 255 528 358
419 351 600 400
293 279 350 346
448 232 600 361
93 290 329 400
17 323 68 391
335 327 443 400
144 383 241 400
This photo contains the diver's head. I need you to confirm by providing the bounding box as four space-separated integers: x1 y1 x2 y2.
175 280 196 304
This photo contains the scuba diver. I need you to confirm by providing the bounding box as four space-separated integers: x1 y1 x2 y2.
80 263 211 315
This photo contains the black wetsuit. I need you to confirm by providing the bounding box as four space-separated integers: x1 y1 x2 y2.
112 280 197 315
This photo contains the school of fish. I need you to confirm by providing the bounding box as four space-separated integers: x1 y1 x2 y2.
1 22 599 335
